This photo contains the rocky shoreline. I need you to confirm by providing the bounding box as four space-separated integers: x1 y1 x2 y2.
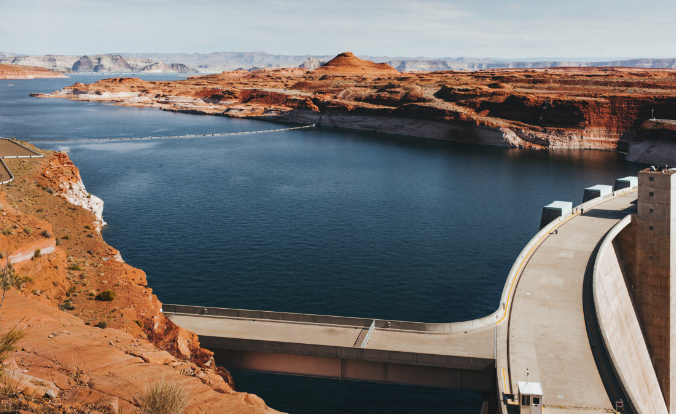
0 63 67 79
0 149 279 413
31 52 676 164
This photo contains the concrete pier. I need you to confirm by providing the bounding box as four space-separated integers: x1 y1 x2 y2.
539 201 572 229
614 176 638 191
582 184 613 202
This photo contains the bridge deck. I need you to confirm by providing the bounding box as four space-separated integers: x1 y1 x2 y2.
169 313 495 359
504 193 636 413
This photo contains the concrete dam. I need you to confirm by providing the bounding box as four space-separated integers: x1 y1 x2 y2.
167 167 676 414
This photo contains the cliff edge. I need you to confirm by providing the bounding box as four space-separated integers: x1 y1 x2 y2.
0 149 280 413
34 53 676 164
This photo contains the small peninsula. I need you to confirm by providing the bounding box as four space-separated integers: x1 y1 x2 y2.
0 63 67 79
34 52 676 164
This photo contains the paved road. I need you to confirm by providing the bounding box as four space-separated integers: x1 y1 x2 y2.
504 193 636 413
169 313 495 359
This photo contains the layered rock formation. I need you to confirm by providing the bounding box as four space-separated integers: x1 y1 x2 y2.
0 54 196 73
0 63 67 79
140 61 194 73
313 52 398 75
0 150 278 413
626 120 676 164
299 57 326 70
34 52 676 164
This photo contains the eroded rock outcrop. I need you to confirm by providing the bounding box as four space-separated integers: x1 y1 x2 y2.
0 63 67 79
33 52 676 163
0 151 279 412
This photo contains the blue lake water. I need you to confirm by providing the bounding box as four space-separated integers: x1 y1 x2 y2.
0 75 648 413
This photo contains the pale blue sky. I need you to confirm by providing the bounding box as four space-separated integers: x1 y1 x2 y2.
1 0 674 58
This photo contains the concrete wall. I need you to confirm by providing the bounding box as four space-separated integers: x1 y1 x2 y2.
594 214 668 414
211 348 495 391
633 169 676 410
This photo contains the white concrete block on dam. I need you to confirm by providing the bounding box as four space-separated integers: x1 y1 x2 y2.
583 184 613 202
539 200 572 229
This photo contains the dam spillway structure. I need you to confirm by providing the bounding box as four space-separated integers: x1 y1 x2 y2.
614 176 638 191
583 184 613 203
539 201 572 229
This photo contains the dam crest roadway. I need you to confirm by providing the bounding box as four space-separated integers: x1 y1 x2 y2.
167 177 653 414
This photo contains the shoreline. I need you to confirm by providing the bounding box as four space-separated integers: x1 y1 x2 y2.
0 149 279 413
30 65 676 165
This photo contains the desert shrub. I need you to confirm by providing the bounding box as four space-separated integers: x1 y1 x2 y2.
84 224 93 230
95 321 107 329
68 264 83 271
2 263 31 290
23 227 33 235
59 299 75 311
61 233 72 240
134 320 143 328
1 228 13 236
0 328 25 376
96 290 116 301
40 229 51 238
139 377 189 414
33 249 41 259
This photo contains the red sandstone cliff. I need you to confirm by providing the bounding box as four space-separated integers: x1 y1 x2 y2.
33 53 676 164
0 63 67 79
0 151 279 413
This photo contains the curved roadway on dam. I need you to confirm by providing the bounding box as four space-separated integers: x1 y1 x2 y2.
498 191 636 413
168 189 638 413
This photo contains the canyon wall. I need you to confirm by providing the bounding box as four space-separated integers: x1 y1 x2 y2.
32 54 676 164
0 151 278 412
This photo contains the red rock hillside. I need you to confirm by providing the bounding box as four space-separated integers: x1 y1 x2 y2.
0 63 67 79
313 51 399 75
0 149 279 413
34 53 676 164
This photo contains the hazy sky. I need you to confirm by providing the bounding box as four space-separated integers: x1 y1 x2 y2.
1 0 674 59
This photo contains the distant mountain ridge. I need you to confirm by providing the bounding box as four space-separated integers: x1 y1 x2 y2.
0 54 196 73
2 51 676 73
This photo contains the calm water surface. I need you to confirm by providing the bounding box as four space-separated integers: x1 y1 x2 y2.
1 76 648 413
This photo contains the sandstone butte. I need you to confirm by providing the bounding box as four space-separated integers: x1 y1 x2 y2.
34 51 676 164
0 150 280 413
0 63 67 79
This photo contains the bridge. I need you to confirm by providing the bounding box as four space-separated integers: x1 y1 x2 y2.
166 181 653 413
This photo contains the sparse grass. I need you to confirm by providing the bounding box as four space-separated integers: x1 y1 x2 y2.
68 263 83 271
0 369 27 398
0 327 25 377
1 228 13 236
139 377 189 414
96 290 116 301
59 299 75 311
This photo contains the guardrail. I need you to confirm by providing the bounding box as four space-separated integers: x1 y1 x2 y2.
0 159 15 185
27 124 317 143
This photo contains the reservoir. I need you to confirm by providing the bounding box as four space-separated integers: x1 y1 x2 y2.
1 75 647 413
